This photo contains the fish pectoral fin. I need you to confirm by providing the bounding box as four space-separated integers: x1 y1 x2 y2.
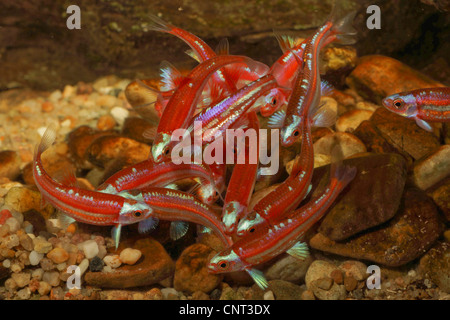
138 217 159 234
246 268 269 290
286 241 310 260
215 38 229 56
170 221 189 240
111 224 122 250
142 127 158 141
267 110 286 128
415 118 433 132
185 49 202 63
312 101 337 128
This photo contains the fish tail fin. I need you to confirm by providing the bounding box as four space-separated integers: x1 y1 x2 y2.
159 61 184 91
330 9 358 45
148 14 174 33
329 142 357 189
37 124 58 157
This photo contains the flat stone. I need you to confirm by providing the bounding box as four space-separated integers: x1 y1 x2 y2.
310 188 444 267
419 241 450 294
84 237 174 289
346 55 444 104
369 107 441 161
173 243 223 294
313 132 367 160
312 153 407 241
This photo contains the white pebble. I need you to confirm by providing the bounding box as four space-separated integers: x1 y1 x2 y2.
31 268 44 280
49 90 62 103
29 251 44 266
103 255 122 269
119 248 142 265
103 265 113 273
264 290 275 300
78 239 99 259
161 287 179 300
5 217 20 233
110 107 129 126
78 258 89 276
2 259 11 268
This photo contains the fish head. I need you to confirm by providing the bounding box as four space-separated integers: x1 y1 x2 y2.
382 93 417 118
260 88 288 117
222 201 246 235
280 115 302 147
117 190 154 225
207 249 245 274
195 184 220 205
151 132 172 163
236 211 267 236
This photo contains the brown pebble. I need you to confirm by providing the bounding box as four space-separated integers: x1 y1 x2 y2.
145 288 163 300
191 291 210 300
47 247 69 264
41 101 54 113
301 290 316 300
97 115 117 131
330 269 344 285
344 276 358 292
315 277 334 291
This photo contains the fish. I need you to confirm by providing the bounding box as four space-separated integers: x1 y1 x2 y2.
33 125 155 249
208 161 357 289
381 87 450 132
139 187 233 247
279 10 356 147
193 162 227 205
151 55 263 163
237 95 337 237
221 112 260 235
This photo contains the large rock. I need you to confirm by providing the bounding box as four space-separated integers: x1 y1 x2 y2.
346 55 445 104
413 145 450 190
84 237 175 288
310 188 444 267
312 153 407 241
427 177 450 221
173 243 222 294
419 241 450 294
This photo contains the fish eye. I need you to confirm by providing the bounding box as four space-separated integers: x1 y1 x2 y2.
272 98 277 105
133 210 142 218
163 146 170 156
219 260 228 269
293 129 300 137
248 226 256 233
393 99 404 109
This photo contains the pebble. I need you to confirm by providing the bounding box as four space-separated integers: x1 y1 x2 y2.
305 260 347 300
89 256 105 272
16 288 31 300
161 287 179 300
301 290 316 300
38 281 52 296
78 240 99 259
313 132 367 160
96 114 116 131
413 145 450 190
4 234 19 248
336 109 373 133
339 261 368 281
146 287 163 300
103 255 122 269
419 242 450 294
33 236 53 254
31 268 44 280
40 258 54 271
2 259 10 268
110 107 129 126
47 247 69 264
78 258 90 276
119 248 142 265
265 255 313 283
0 150 21 181
11 273 31 288
0 224 10 237
29 251 44 266
41 101 54 113
344 276 358 291
263 290 275 300
5 217 20 233
43 271 60 287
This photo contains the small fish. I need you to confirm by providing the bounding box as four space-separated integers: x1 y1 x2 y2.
280 10 356 147
221 112 260 235
381 87 450 132
151 55 262 163
208 161 357 289
139 187 233 247
33 125 154 249
193 162 227 205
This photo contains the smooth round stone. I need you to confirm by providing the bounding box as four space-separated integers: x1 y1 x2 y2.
110 107 129 126
47 247 69 264
78 240 99 260
29 251 44 266
119 248 142 265
413 145 450 190
336 109 373 133
103 254 122 269
313 132 367 159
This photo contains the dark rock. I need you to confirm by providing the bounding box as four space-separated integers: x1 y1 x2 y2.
0 150 21 181
310 188 444 267
370 107 441 161
84 237 175 288
173 243 223 294
89 256 104 272
419 241 450 293
121 117 155 144
22 210 47 235
312 153 407 241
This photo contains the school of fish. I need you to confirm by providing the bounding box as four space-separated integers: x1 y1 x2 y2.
32 6 450 290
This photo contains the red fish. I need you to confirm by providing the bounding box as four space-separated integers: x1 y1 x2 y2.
33 125 154 248
382 87 450 132
208 162 357 289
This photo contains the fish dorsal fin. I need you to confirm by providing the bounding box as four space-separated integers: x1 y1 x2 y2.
170 221 189 240
246 268 269 290
267 110 286 128
142 127 158 141
273 31 304 53
159 61 185 91
215 38 230 56
286 241 310 260
185 49 202 63
138 217 159 234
